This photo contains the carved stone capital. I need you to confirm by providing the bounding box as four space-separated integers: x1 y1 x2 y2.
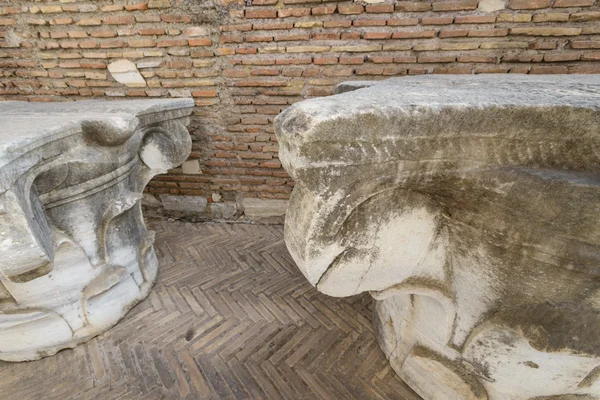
275 76 600 400
0 99 193 361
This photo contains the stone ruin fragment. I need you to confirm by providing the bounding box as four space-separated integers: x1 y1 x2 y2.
275 75 600 400
0 99 193 361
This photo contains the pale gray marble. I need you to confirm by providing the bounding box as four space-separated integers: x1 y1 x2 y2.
0 99 193 361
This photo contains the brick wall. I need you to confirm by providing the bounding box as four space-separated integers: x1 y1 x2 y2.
1 0 599 219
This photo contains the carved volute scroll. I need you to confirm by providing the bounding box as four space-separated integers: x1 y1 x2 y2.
274 76 600 400
0 99 193 361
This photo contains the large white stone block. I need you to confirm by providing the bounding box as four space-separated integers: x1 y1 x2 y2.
0 99 193 361
275 75 600 400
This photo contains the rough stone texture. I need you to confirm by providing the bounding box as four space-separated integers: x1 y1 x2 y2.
144 194 286 223
0 99 193 362
275 75 600 400
107 59 146 88
2 1 600 220
478 0 508 11
243 198 288 220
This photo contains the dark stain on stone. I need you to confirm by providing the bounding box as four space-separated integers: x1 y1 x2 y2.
523 361 539 369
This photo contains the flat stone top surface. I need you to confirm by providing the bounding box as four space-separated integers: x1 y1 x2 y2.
331 75 600 108
276 75 600 171
278 75 600 144
0 98 194 151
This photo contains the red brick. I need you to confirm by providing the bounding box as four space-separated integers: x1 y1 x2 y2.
91 30 117 38
338 4 364 14
136 15 162 23
432 0 479 11
363 32 392 40
125 3 148 11
510 0 551 8
278 8 311 18
581 52 600 61
356 67 384 75
341 32 361 40
221 24 253 32
353 19 387 27
161 15 192 23
139 28 165 35
129 39 156 47
245 9 277 19
323 68 353 77
324 20 352 28
251 68 280 75
468 29 509 37
79 40 98 49
189 38 213 46
369 56 394 63
387 18 419 26
103 16 134 25
236 80 287 87
314 57 338 64
475 66 510 73
100 39 126 48
245 35 273 42
241 116 269 124
394 56 418 63
157 39 188 47
192 50 214 57
236 47 258 54
569 12 600 21
339 56 364 64
192 90 217 97
312 5 337 15
221 35 243 43
458 55 496 63
530 41 557 50
434 66 472 74
253 23 294 30
439 29 469 38
419 55 457 63
529 65 568 73
569 64 600 73
395 1 432 11
571 41 600 49
543 52 581 61
164 61 193 68
365 4 394 12
553 0 594 6
223 69 249 77
392 30 436 39
310 33 339 40
422 17 454 25
455 15 497 24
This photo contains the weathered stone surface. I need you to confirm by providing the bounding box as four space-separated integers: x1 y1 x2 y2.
160 194 208 213
275 75 600 400
0 99 193 361
243 198 288 220
108 59 146 87
478 0 507 11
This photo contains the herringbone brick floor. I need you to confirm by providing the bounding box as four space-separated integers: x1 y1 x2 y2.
0 220 420 400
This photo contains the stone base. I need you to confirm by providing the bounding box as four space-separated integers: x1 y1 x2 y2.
143 194 287 224
1 259 157 362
